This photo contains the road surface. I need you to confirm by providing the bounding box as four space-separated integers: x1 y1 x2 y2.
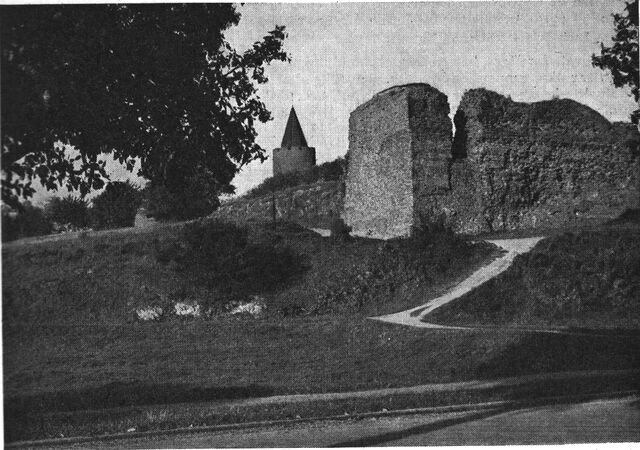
50 396 639 448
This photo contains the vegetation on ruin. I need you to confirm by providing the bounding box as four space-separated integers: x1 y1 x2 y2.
244 157 346 199
1 5 288 209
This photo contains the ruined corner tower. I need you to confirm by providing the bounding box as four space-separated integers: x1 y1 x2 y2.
273 107 316 176
343 84 452 239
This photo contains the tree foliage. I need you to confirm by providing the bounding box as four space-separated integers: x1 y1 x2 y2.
90 181 141 230
1 5 288 209
592 0 639 124
145 169 234 221
44 195 89 228
1 202 52 242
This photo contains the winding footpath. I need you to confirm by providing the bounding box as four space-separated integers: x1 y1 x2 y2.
370 237 544 329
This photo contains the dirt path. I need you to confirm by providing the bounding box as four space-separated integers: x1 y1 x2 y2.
369 237 544 329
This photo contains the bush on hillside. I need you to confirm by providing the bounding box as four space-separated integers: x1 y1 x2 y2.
1 203 53 242
155 220 306 302
145 172 230 221
45 196 89 229
90 181 141 230
245 157 346 199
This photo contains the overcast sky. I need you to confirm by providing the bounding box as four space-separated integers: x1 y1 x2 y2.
29 0 638 205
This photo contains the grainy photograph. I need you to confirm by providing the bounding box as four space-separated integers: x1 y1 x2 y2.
1 1 639 448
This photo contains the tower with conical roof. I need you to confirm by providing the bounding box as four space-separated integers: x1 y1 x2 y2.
273 107 316 176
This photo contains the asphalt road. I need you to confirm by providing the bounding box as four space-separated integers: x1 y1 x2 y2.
51 396 639 448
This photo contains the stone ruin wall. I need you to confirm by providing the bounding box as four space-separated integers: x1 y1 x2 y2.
213 84 639 236
408 86 455 231
345 84 640 237
343 86 415 238
426 89 640 234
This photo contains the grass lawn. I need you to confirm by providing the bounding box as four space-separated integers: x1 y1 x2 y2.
5 317 640 441
425 227 640 329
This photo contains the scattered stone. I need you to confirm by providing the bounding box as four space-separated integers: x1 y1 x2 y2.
229 296 267 317
136 306 163 321
174 302 201 318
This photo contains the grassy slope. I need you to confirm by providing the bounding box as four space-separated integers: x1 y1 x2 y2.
3 221 497 396
1 221 497 324
425 228 640 329
3 220 640 441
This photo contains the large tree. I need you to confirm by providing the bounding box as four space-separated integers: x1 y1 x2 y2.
1 4 288 209
592 0 639 124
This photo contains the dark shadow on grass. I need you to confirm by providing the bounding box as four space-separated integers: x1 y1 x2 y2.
329 407 511 447
5 382 276 414
474 333 640 380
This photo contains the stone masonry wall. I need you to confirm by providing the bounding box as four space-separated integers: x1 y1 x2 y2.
420 89 640 234
273 146 316 176
344 84 447 238
212 181 343 229
408 85 455 229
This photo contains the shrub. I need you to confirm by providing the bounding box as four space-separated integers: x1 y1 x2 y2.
145 172 225 221
1 202 52 242
90 181 141 230
315 157 346 181
179 219 249 264
45 196 89 229
155 220 306 297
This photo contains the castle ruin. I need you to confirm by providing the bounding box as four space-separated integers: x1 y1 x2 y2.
216 83 639 237
344 83 640 238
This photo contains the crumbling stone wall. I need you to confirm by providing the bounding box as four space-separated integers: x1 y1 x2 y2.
409 86 454 229
212 181 343 229
343 84 451 238
421 89 640 233
219 86 638 237
345 85 640 237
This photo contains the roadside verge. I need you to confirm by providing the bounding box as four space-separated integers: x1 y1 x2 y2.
6 368 639 447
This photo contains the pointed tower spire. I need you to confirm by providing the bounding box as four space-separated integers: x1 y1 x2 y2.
280 106 308 148
273 106 315 176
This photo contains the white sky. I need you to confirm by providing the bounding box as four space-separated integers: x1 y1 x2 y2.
28 0 638 205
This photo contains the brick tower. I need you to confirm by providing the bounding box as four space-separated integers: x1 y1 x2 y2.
273 107 316 176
